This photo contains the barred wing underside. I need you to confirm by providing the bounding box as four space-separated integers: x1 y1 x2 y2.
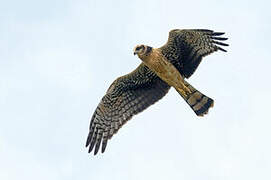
86 64 170 155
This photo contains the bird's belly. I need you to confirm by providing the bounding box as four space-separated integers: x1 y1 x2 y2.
155 66 181 88
145 58 182 88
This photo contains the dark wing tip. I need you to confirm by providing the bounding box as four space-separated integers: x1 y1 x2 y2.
94 135 102 155
88 131 97 153
217 47 227 52
86 135 113 155
196 29 214 33
212 40 229 47
212 32 225 36
86 124 109 155
88 142 95 153
93 147 99 155
101 139 108 153
211 31 229 52
211 37 228 41
85 131 93 147
85 139 90 148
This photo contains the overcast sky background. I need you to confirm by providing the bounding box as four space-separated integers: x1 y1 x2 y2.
1 0 271 179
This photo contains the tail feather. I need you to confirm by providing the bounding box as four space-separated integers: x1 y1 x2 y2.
178 81 214 116
186 91 214 116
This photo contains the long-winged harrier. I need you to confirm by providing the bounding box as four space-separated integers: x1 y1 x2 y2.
86 29 228 155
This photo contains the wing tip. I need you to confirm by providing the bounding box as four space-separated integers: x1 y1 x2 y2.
85 131 94 147
196 29 214 33
211 31 229 52
94 148 99 155
202 29 229 50
86 132 109 155
101 139 108 153
217 46 227 52
212 31 225 36
85 140 89 148
212 40 229 47
211 37 228 41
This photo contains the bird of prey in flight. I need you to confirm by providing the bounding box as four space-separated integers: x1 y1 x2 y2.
86 29 228 155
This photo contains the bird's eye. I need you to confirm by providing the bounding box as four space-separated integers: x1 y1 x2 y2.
135 47 141 51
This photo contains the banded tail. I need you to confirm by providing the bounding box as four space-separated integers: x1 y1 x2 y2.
177 80 214 116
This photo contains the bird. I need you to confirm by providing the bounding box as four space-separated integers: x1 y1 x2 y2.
86 29 228 155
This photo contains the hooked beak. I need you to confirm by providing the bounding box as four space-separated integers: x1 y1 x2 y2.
134 52 137 55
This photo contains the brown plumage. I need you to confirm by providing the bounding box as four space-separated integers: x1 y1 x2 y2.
86 29 228 155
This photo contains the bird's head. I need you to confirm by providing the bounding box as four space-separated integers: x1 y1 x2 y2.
133 45 152 58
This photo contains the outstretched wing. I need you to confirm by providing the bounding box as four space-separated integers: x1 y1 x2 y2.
86 64 170 155
160 29 229 78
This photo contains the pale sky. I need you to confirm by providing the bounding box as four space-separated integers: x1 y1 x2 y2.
1 0 271 179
